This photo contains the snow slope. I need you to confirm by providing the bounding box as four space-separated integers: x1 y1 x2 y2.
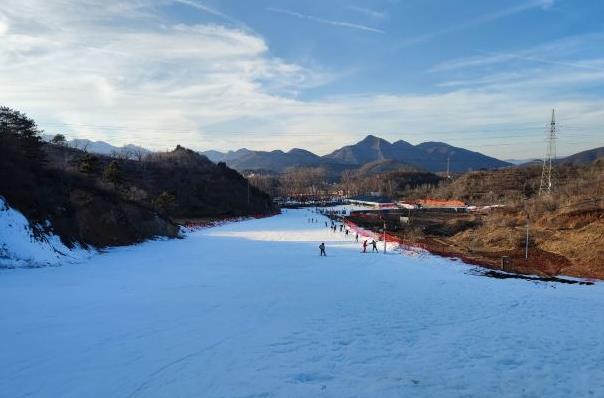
0 198 90 268
0 208 603 397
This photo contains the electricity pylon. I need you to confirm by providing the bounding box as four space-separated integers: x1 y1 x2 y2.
539 109 557 195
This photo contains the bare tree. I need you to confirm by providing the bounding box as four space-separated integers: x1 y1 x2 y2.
131 148 148 162
279 167 328 200
71 141 89 152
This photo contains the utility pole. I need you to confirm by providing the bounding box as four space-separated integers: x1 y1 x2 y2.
383 218 387 254
539 109 557 195
525 216 529 260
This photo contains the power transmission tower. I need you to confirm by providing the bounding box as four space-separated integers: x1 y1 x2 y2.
539 109 557 195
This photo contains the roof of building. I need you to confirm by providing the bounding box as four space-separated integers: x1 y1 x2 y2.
417 198 466 207
347 195 394 204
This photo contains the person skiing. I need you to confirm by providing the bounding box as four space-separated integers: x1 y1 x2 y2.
345 229 349 236
371 240 378 253
319 242 326 256
362 240 368 253
355 233 359 242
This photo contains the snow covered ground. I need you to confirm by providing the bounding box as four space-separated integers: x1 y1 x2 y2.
1 208 603 397
0 198 90 268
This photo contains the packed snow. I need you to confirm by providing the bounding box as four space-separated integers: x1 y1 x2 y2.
0 197 90 268
1 208 603 397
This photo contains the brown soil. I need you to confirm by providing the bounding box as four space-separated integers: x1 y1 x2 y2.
343 158 603 279
347 203 604 279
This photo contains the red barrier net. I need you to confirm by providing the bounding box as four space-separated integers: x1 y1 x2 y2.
344 220 427 252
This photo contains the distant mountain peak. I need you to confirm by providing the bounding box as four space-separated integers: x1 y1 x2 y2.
201 135 513 173
360 134 387 144
288 148 314 154
419 141 449 146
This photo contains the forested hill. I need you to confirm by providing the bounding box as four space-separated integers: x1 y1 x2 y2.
0 106 276 248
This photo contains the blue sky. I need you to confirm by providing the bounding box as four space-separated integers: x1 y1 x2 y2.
1 0 603 158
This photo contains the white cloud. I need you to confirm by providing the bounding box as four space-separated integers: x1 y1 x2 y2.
172 0 242 25
398 0 556 47
0 0 601 160
0 13 9 36
347 6 386 19
540 0 555 10
267 7 385 34
431 34 604 73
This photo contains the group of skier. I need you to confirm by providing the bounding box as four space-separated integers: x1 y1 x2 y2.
328 222 345 233
318 215 379 256
361 239 379 253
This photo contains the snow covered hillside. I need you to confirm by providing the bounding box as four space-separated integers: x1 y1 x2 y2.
0 197 90 268
1 208 603 397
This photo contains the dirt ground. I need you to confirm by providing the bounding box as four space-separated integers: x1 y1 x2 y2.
347 205 604 279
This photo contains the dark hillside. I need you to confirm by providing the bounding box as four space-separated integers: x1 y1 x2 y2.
134 146 274 218
415 142 511 172
557 146 604 166
227 148 324 172
1 107 276 248
354 159 419 176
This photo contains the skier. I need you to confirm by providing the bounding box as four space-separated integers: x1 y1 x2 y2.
362 240 368 253
371 240 378 253
355 233 359 242
345 229 349 237
319 242 326 256
339 224 343 232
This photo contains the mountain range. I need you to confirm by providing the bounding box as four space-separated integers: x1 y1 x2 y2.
46 134 603 175
42 135 151 158
202 135 512 173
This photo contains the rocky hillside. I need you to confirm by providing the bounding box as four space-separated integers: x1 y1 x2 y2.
0 107 276 251
420 159 603 278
